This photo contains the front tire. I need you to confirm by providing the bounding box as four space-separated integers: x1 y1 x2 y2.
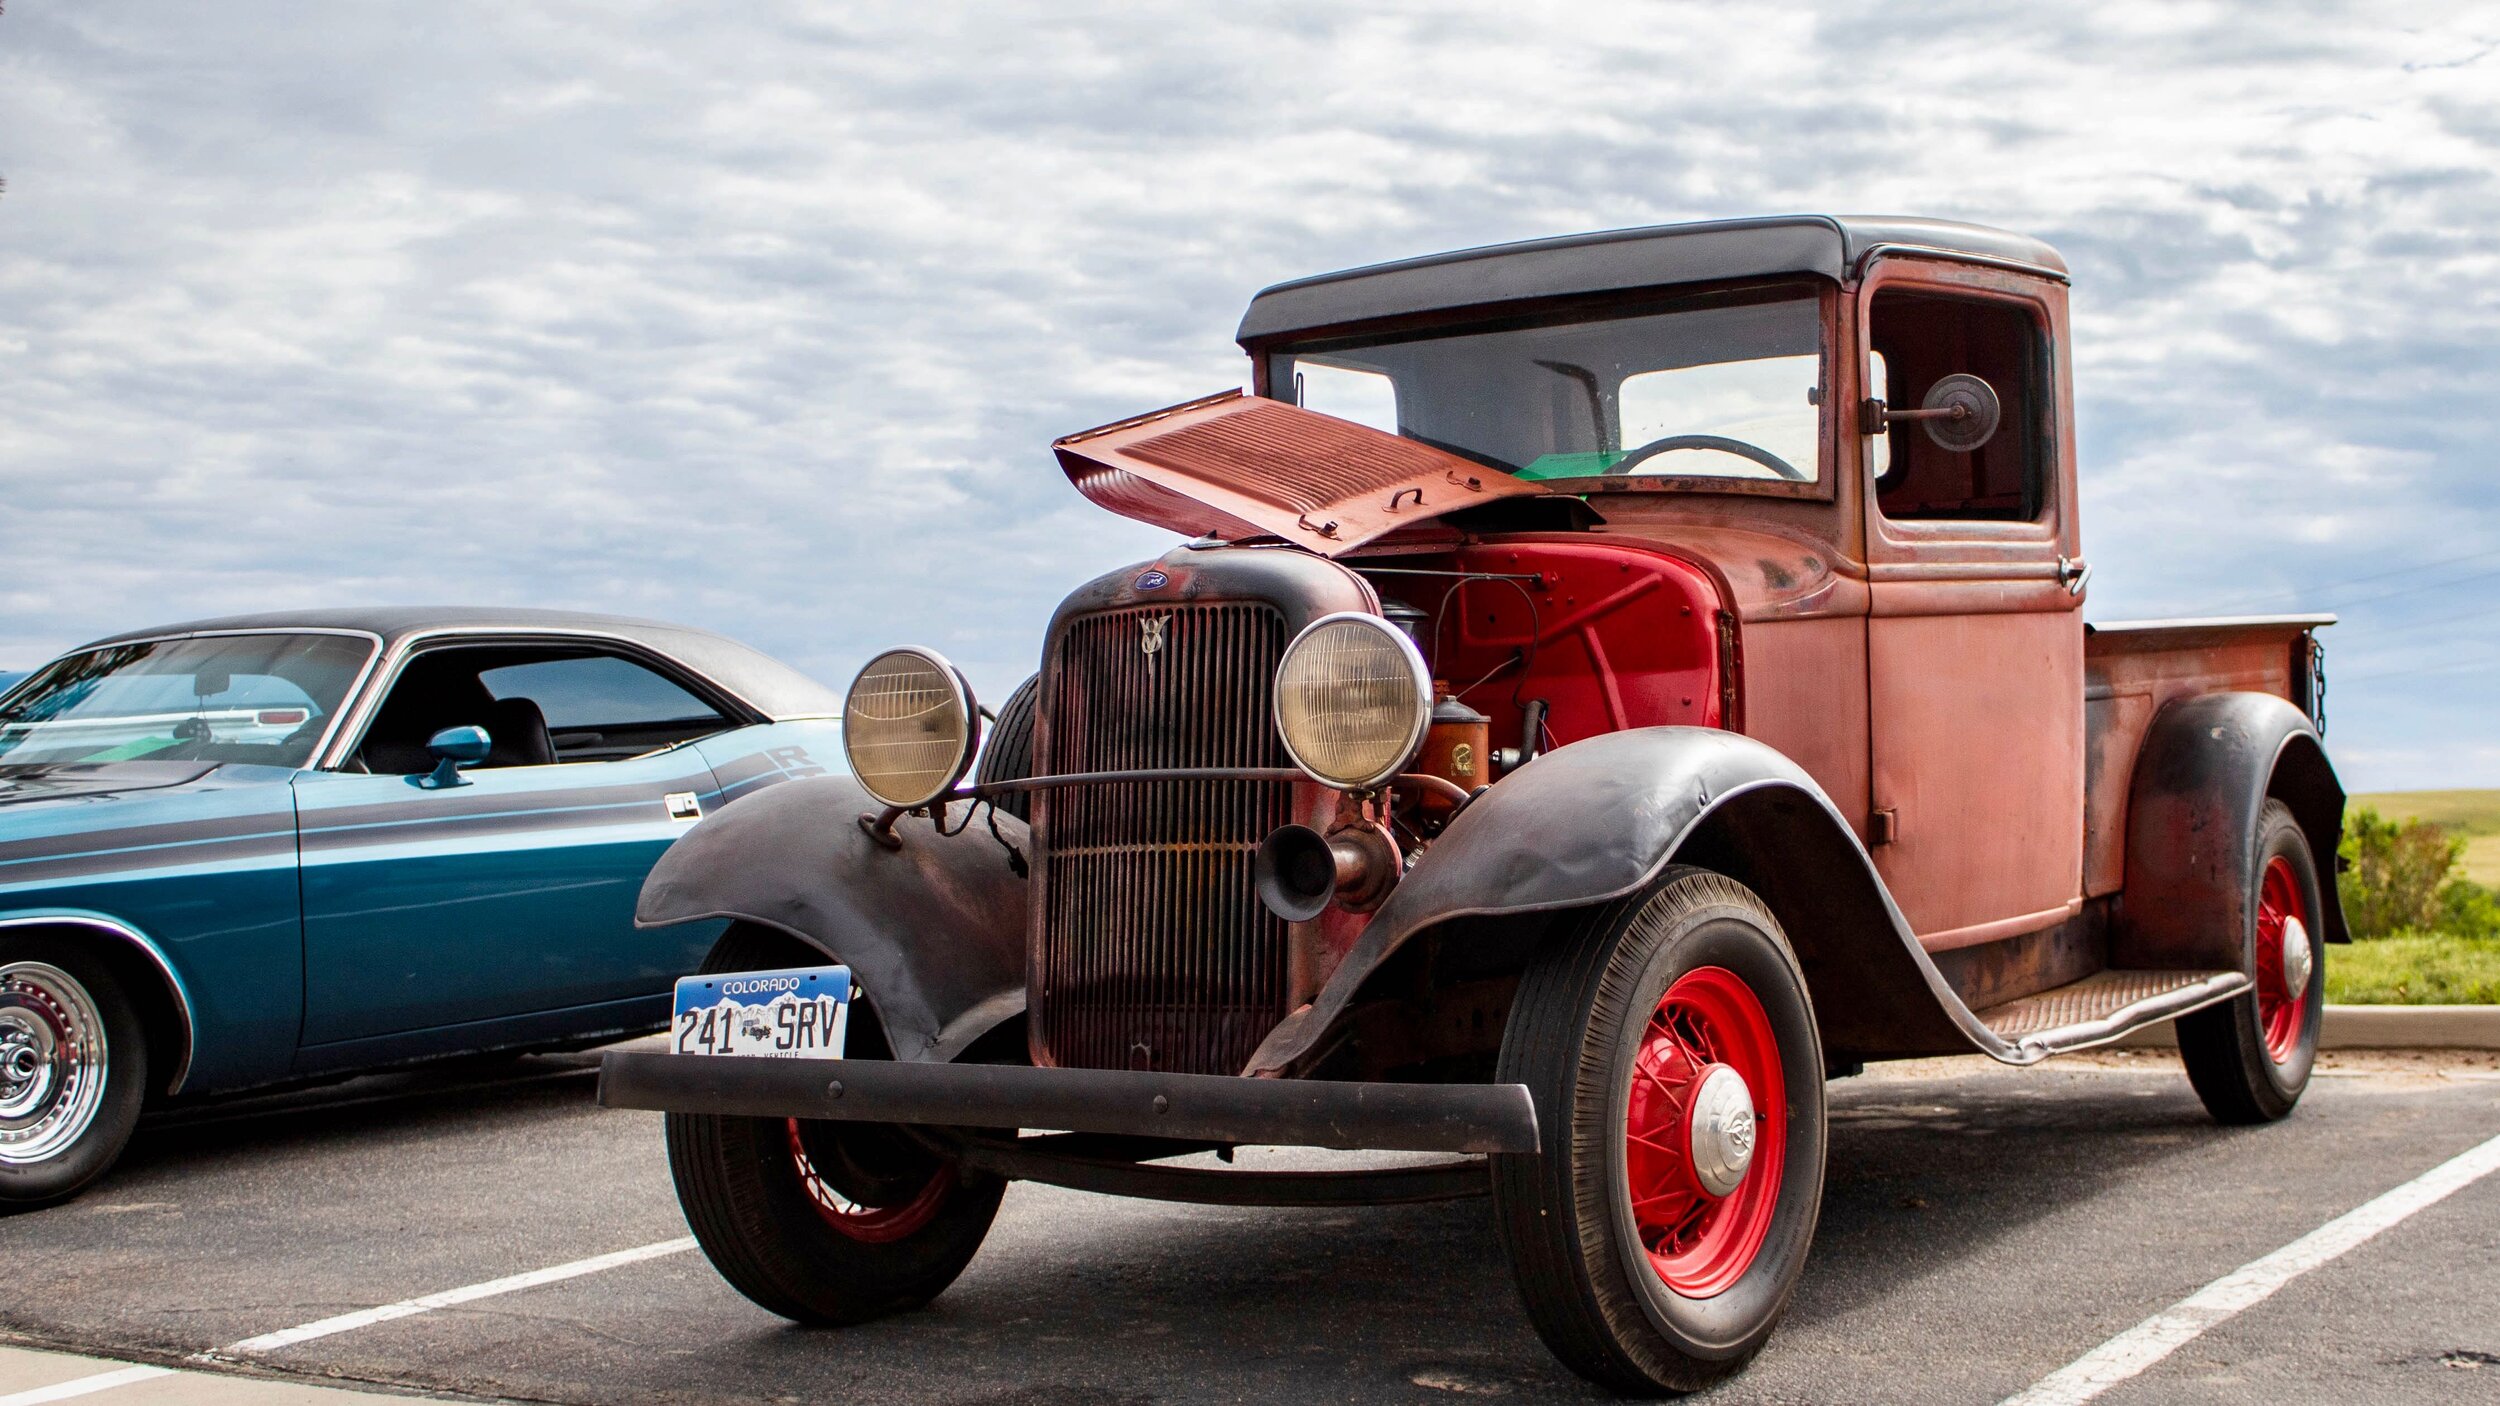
2177 800 2323 1125
1 937 149 1211
1493 868 1826 1395
665 925 1004 1323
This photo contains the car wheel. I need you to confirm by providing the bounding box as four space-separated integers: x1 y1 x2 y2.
1493 867 1826 1395
1 937 150 1211
2177 800 2323 1125
665 925 1004 1323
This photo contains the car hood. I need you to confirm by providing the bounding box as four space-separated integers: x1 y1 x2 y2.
0 762 301 889
0 762 225 806
1052 389 1546 556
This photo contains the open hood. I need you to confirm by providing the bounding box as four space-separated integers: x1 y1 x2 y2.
1053 390 1547 557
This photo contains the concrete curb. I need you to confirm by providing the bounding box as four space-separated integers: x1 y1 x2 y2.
2116 1003 2500 1050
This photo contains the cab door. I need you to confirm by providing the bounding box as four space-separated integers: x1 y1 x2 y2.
1858 259 2085 950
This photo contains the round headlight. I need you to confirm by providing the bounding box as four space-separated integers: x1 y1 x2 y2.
1273 612 1432 791
843 647 981 810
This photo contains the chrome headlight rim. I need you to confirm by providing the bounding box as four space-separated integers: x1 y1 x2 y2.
841 645 983 811
1272 610 1433 792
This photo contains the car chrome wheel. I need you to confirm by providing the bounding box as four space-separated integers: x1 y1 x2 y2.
0 961 111 1167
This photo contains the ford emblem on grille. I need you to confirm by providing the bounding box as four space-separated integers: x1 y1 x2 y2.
1134 568 1169 590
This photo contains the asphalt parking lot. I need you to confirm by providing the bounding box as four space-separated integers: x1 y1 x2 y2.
3 1048 2496 1406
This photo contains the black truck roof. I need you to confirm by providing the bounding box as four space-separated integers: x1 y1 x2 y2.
1235 214 2067 347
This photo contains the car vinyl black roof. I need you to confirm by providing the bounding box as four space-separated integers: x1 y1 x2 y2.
77 607 843 721
1235 214 2068 347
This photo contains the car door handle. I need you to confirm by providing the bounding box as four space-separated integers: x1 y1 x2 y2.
2058 556 2092 597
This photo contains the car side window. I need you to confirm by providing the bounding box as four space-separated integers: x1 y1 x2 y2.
477 654 726 762
1868 290 2048 522
353 644 730 774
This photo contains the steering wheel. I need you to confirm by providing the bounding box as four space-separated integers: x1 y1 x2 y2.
1604 433 1808 482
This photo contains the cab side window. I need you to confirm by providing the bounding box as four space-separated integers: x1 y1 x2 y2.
1868 290 2048 522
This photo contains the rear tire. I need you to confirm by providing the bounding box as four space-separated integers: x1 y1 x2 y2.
1 936 149 1211
1492 868 1826 1395
665 926 1004 1323
2177 800 2323 1125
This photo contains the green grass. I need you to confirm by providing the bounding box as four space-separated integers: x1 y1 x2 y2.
2353 788 2500 886
2327 930 2500 1004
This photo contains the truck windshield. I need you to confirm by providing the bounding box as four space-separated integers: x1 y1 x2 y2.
0 633 375 770
1270 284 1824 486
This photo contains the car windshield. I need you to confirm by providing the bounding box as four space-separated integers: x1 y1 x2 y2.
1269 284 1825 486
0 633 375 769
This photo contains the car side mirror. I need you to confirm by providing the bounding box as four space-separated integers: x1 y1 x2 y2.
420 725 492 788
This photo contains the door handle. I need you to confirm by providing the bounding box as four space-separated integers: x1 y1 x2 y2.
2057 556 2092 597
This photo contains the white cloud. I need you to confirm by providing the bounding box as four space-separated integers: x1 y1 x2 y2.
2 0 2497 788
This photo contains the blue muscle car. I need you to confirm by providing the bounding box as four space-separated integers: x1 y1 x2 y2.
0 608 843 1207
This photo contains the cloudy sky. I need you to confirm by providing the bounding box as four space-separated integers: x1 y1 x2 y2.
3 2 2495 790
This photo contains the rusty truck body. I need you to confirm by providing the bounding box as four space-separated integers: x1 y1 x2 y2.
601 216 2343 1394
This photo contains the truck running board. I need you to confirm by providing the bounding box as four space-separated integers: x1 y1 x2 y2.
1974 968 2249 1060
598 1051 1542 1155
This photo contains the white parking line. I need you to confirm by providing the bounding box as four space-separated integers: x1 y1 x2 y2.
211 1237 698 1357
2000 1129 2500 1406
0 1367 172 1405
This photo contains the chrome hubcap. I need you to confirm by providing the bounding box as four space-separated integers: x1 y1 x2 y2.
1686 1064 1758 1199
0 962 110 1165
2281 915 2312 996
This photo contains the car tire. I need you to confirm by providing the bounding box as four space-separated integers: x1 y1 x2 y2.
665 925 1004 1324
974 674 1039 822
1 936 150 1211
1492 867 1826 1395
2177 800 2323 1125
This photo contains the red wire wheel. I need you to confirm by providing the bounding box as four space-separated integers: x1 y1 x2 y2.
786 1118 951 1244
1623 965 1787 1299
2252 854 2311 1065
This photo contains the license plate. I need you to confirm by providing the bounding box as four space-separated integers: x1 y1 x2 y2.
671 964 852 1059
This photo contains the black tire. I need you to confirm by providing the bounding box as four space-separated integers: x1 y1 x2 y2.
1493 868 1826 1395
1 934 150 1211
974 674 1039 822
665 925 1004 1324
2177 800 2323 1125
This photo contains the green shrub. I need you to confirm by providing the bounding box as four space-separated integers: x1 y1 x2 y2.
2338 806 2463 939
2438 875 2500 940
2326 930 2500 1004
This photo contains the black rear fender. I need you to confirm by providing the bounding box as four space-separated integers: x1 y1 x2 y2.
2118 691 2349 971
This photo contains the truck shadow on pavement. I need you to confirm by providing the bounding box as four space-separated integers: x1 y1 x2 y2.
554 1067 2247 1406
4 1057 2276 1406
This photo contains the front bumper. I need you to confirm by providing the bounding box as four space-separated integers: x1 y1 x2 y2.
597 1052 1541 1155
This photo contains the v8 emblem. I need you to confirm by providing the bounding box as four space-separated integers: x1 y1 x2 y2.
1139 615 1167 673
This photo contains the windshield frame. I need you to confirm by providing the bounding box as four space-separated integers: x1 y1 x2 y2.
0 627 385 773
1257 277 1838 502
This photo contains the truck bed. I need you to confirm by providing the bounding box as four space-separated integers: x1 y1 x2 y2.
2081 614 2333 898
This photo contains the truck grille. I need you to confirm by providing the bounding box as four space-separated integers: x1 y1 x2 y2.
1033 602 1293 1075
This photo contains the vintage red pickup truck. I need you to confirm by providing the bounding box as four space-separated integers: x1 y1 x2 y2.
601 216 2344 1393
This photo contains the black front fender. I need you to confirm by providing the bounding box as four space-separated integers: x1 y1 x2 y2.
638 776 1029 1063
1246 727 1996 1074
